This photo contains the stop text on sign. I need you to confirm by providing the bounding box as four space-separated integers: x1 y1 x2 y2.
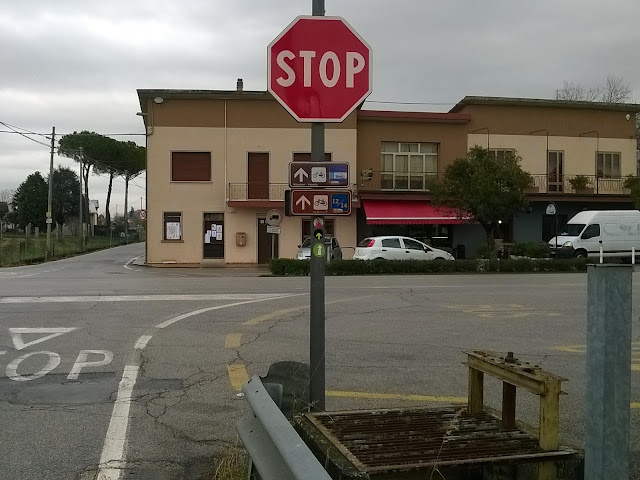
276 50 365 89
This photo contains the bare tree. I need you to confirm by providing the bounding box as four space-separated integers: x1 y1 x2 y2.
0 189 16 203
556 75 631 103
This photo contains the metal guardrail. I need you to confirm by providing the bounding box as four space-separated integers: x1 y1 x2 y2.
236 375 332 480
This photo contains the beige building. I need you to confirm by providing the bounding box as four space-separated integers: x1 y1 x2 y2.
138 87 639 265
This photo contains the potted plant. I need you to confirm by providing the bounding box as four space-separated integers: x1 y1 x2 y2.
569 175 593 194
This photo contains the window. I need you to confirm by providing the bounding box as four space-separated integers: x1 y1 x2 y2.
548 151 564 192
171 152 211 181
163 212 182 241
403 238 425 250
381 238 401 248
381 142 438 190
293 152 332 161
581 224 601 240
489 149 516 159
596 152 621 178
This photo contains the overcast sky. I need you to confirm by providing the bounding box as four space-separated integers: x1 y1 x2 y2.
1 0 639 216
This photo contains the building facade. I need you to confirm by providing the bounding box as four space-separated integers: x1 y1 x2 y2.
137 87 639 265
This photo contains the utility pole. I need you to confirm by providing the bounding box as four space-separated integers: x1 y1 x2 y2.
309 0 326 412
46 127 55 259
79 151 84 251
124 172 129 244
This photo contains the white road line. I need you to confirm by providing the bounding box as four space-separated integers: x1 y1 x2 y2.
0 293 297 304
96 364 140 480
156 296 297 329
123 256 142 272
134 335 152 350
96 294 298 477
3 268 64 279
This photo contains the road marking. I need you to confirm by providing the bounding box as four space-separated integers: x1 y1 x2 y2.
123 256 142 272
227 364 249 391
67 350 113 380
97 294 295 477
6 351 61 381
225 333 242 349
9 327 78 350
0 293 297 304
156 296 298 329
632 403 640 409
134 335 153 350
326 390 467 403
0 267 64 279
243 295 372 326
443 304 561 318
97 364 140 480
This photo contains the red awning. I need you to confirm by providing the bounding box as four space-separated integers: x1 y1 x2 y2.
363 200 470 225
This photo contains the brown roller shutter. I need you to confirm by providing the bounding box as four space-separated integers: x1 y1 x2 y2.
171 152 211 181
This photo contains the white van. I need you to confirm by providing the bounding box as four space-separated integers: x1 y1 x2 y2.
549 210 640 259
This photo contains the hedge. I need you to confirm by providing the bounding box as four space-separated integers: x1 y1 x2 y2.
268 258 591 276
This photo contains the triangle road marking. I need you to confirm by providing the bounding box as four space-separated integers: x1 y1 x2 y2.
9 327 78 351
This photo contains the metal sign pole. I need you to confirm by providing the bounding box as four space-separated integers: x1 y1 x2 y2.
309 0 326 412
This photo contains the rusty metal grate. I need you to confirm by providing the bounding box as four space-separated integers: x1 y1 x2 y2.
304 406 573 474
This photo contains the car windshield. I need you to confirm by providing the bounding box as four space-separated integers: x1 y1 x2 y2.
560 224 586 236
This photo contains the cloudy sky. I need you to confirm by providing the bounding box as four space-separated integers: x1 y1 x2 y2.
1 0 639 216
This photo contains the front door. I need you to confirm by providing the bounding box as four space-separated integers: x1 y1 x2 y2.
248 153 269 199
257 218 279 264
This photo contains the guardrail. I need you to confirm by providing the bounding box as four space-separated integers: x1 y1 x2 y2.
236 375 332 480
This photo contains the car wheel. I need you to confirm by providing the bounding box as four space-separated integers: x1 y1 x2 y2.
574 250 588 259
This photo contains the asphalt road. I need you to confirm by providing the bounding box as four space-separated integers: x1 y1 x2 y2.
0 244 639 479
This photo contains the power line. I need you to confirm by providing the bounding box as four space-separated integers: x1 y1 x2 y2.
365 100 457 106
0 122 52 148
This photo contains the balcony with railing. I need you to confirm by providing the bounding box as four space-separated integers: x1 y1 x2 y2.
358 170 634 196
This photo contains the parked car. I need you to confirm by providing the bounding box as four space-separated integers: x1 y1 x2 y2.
353 236 454 261
297 236 342 260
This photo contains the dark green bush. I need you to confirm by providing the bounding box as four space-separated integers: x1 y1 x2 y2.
511 242 550 258
268 258 589 275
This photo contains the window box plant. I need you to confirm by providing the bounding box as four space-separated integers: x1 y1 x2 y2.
569 175 593 194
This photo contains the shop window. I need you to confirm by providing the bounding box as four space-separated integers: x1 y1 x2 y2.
171 152 211 181
163 212 182 241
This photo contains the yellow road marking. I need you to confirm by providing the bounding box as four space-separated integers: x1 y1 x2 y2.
632 403 640 409
243 295 373 326
326 390 466 403
224 333 242 349
632 364 640 371
444 304 560 319
227 364 248 391
553 342 640 354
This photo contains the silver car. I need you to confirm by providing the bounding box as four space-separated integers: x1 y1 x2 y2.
297 236 342 260
353 236 454 261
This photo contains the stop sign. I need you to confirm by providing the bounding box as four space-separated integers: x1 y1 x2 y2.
268 16 372 123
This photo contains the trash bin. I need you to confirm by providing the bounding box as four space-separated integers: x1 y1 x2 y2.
456 244 465 260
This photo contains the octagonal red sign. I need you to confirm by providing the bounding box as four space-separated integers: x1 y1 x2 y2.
268 16 372 123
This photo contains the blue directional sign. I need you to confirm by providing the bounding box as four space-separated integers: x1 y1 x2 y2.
330 192 350 214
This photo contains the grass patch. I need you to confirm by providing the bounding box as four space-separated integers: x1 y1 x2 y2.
210 445 248 480
0 233 137 267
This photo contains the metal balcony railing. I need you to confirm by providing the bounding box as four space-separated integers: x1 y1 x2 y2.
527 174 631 195
358 170 634 195
228 183 288 201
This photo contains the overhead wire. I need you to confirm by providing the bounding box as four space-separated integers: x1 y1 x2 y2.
0 122 52 148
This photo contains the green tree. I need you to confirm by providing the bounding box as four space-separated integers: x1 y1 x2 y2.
432 147 532 257
11 172 48 230
50 166 80 226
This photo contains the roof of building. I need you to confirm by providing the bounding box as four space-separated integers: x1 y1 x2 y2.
358 110 470 123
137 89 272 111
450 96 640 113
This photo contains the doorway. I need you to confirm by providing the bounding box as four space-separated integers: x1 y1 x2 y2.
257 217 279 264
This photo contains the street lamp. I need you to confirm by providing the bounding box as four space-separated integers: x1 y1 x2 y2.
471 127 490 150
580 130 600 193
